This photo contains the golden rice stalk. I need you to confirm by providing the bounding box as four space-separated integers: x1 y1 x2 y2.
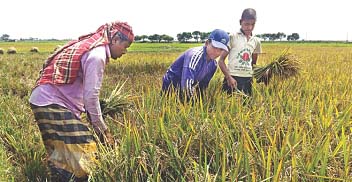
253 49 301 84
100 80 134 118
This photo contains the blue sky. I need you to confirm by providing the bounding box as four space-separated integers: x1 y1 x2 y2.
1 0 351 41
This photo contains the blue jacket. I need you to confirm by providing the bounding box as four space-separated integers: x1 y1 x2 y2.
162 46 217 96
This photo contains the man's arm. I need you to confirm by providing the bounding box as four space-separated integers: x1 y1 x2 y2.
218 51 237 89
218 51 231 79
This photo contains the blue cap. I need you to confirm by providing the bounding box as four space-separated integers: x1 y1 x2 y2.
208 29 229 52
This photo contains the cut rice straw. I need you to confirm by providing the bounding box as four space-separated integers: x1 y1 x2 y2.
100 79 134 118
253 49 301 84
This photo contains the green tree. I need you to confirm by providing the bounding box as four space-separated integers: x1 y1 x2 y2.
287 33 300 41
0 34 10 41
140 35 149 42
260 33 273 41
200 32 211 42
134 35 142 42
148 34 161 42
192 31 201 43
291 33 300 40
276 32 286 41
177 32 192 42
160 34 174 43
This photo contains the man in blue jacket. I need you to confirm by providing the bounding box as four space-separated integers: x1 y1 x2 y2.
162 29 229 101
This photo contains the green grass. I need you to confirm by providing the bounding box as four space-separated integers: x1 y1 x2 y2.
0 41 201 54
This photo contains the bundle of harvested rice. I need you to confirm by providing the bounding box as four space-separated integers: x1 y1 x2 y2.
253 49 301 85
100 80 134 118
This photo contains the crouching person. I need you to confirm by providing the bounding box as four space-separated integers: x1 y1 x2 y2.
161 29 229 102
29 21 134 181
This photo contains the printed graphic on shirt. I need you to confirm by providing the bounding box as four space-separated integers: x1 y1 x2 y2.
237 48 252 66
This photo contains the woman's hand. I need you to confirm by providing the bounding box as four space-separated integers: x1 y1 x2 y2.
97 129 115 147
103 129 114 146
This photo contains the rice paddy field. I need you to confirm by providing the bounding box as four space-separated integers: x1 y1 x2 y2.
0 41 351 181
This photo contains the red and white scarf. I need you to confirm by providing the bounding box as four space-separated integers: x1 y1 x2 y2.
35 21 134 87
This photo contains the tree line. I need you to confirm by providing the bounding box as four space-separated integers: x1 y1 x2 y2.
257 32 300 41
135 31 300 43
1 32 300 42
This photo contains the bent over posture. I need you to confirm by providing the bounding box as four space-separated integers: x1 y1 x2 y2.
29 21 134 181
162 29 229 101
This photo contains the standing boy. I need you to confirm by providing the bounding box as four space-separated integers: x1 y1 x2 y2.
218 8 262 96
